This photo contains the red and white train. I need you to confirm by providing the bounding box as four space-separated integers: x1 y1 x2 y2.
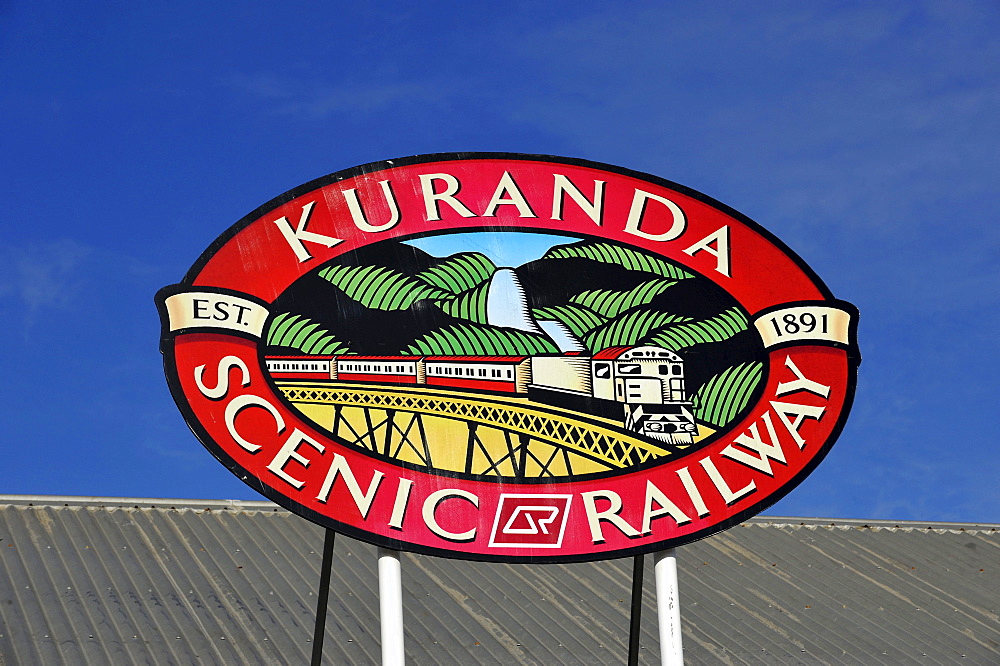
265 354 531 392
264 346 696 445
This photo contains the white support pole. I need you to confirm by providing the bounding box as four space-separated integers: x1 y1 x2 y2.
378 547 405 665
654 548 683 665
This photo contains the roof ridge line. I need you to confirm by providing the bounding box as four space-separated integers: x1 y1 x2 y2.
0 495 996 531
0 494 283 511
750 515 1000 532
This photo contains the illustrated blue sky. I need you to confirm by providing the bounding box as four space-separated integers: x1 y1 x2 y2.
2 1 998 523
405 232 577 269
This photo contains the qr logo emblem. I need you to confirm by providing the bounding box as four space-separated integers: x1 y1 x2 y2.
489 494 572 548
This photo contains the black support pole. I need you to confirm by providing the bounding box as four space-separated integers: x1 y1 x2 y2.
310 529 337 666
627 553 644 666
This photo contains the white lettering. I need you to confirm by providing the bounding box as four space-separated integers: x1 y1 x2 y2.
623 189 687 241
315 453 384 519
676 466 710 517
641 480 691 534
272 201 344 263
700 457 756 505
266 429 325 489
776 356 831 398
683 226 731 277
551 174 604 225
342 180 400 233
194 356 250 400
419 173 477 221
771 400 825 450
581 490 640 543
422 489 479 542
388 478 414 530
721 412 785 476
224 394 285 453
482 171 536 218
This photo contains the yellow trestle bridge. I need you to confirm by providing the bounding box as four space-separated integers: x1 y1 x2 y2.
277 382 692 479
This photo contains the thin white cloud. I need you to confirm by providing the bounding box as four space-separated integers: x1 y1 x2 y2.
0 239 94 330
138 410 210 464
224 71 438 119
498 2 1000 231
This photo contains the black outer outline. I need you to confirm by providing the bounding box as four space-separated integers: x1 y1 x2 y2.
157 152 861 564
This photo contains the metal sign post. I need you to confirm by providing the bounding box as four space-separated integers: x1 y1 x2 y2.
654 549 683 665
378 548 405 665
310 529 337 666
627 554 645 666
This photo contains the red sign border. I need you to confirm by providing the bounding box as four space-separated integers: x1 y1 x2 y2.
157 152 860 563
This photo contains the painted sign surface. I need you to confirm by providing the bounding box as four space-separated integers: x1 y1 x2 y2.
157 153 859 562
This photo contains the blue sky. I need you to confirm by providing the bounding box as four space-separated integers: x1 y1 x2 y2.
2 1 998 523
405 232 577 269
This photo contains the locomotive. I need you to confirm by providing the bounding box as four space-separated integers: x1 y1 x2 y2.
265 345 696 446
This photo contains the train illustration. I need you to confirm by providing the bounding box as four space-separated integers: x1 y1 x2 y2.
265 345 697 445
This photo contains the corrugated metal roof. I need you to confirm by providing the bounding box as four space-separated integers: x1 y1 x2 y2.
0 495 997 664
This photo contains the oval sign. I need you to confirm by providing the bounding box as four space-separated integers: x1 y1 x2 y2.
157 153 859 562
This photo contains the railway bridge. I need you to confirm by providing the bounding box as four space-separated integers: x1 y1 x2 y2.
277 382 691 478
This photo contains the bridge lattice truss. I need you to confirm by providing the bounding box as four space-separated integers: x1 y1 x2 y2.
278 383 679 478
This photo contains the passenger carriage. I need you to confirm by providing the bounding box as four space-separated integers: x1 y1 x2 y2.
264 356 335 381
423 356 531 394
334 356 425 385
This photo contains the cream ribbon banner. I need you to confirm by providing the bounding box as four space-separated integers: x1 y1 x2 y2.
164 291 270 338
753 304 853 349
